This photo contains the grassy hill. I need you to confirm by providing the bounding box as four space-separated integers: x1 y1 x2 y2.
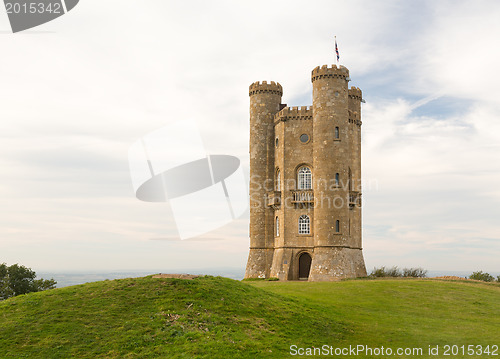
0 276 498 358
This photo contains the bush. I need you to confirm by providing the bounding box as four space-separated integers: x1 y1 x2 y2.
370 266 427 278
469 271 495 282
369 266 401 278
402 268 428 278
497 275 500 283
369 267 386 277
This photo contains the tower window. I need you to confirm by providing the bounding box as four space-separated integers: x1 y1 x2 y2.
300 134 310 143
297 166 312 190
335 173 340 186
335 220 340 233
275 138 279 148
299 215 310 234
335 126 340 139
348 167 352 191
276 217 280 237
276 169 281 191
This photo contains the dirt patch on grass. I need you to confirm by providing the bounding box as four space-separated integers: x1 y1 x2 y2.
433 276 472 281
152 274 200 280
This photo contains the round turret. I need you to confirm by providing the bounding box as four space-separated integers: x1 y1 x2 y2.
311 64 349 247
249 81 283 96
311 64 349 83
245 80 283 279
348 86 362 102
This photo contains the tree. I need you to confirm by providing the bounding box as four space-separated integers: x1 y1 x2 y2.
469 271 495 282
0 263 56 300
0 263 13 299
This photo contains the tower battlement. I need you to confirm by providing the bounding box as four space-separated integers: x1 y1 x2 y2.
274 106 313 123
249 81 283 96
311 64 349 82
348 86 362 101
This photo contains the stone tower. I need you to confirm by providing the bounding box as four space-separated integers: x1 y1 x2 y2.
245 64 367 281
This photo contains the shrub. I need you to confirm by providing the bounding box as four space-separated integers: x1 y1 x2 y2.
369 266 401 278
402 268 428 278
385 267 402 277
497 275 500 283
469 271 495 282
370 266 428 278
369 267 387 277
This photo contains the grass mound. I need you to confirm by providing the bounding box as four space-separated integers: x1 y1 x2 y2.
0 276 498 358
0 276 344 358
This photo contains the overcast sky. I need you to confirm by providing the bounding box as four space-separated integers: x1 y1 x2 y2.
1 0 499 274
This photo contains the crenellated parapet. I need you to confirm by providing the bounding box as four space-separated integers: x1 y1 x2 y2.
274 106 313 124
348 86 362 101
311 64 349 83
249 81 283 96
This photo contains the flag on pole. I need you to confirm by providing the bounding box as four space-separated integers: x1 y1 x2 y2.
335 36 340 62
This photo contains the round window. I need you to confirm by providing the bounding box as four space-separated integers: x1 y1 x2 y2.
275 138 279 148
300 134 309 143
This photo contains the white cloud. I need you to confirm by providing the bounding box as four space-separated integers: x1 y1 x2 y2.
0 0 498 274
362 96 500 271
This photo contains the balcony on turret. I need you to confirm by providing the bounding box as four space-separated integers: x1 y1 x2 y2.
291 190 314 205
349 191 361 208
267 191 281 209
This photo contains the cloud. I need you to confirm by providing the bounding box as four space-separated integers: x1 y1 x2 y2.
362 95 500 271
0 1 498 273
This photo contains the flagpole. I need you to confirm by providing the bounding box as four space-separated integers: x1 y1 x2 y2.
335 36 339 68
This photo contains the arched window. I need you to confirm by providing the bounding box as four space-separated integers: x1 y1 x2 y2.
276 169 281 191
335 173 340 186
335 220 340 233
276 217 280 237
335 126 340 139
297 167 312 190
298 215 310 234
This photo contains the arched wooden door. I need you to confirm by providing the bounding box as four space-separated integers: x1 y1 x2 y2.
298 252 312 280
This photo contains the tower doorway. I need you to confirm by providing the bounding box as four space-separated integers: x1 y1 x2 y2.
298 252 312 280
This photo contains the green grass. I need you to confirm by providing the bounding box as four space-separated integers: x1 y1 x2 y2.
0 276 498 358
252 279 500 357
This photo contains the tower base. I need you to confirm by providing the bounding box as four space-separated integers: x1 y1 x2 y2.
309 247 367 281
269 247 294 280
244 248 274 279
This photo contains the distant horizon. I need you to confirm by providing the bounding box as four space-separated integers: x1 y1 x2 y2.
37 268 500 288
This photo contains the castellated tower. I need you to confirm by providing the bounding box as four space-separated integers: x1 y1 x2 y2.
245 81 283 279
245 65 367 281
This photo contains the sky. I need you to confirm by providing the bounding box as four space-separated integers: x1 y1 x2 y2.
0 0 499 274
